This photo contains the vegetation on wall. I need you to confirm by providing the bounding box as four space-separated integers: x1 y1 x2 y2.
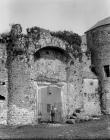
0 24 82 62
27 26 40 41
50 31 82 61
0 32 11 44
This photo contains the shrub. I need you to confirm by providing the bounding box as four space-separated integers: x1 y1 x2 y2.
50 31 82 61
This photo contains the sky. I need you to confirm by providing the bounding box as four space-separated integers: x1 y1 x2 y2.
0 0 110 35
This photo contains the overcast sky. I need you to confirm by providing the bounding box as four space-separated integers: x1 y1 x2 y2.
0 0 110 35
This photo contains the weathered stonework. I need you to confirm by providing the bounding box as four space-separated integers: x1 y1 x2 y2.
0 43 8 124
0 24 102 125
82 79 101 115
86 23 110 114
81 35 101 116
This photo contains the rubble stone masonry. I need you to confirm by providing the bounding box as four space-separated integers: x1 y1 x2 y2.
0 24 101 125
0 43 8 124
86 24 110 114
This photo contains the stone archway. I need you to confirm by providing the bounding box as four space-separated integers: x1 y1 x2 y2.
31 46 70 123
6 24 82 125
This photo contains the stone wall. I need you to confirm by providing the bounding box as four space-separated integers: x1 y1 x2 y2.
7 54 36 125
31 46 83 120
31 48 67 82
6 24 72 125
0 24 102 125
81 35 101 116
86 24 110 114
0 43 8 124
82 79 101 115
68 58 83 113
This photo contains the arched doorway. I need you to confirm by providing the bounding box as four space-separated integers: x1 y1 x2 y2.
32 46 69 122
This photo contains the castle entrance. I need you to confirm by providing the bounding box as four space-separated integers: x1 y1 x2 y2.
37 84 63 123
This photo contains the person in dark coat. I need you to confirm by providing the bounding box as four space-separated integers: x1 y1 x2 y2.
50 106 55 123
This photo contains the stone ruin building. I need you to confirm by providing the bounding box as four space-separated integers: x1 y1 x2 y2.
0 17 109 125
86 17 110 114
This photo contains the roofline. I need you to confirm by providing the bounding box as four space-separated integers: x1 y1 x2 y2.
85 23 110 34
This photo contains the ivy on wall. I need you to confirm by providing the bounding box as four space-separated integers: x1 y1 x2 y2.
0 24 82 62
50 31 82 61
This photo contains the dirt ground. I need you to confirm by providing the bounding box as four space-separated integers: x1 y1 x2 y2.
0 115 110 139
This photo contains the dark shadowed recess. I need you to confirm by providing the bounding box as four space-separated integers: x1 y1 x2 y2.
0 95 5 100
34 46 70 61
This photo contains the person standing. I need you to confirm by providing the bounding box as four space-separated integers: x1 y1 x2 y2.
50 106 55 123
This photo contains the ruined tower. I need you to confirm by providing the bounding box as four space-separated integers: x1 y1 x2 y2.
86 17 110 114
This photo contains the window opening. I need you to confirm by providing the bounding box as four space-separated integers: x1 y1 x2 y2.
0 82 5 85
0 95 5 100
104 65 110 77
48 92 52 95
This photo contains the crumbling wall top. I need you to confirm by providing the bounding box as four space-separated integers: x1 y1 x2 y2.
0 24 82 62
